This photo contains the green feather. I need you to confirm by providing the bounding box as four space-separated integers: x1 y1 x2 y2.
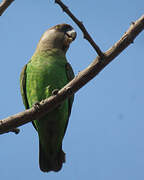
20 23 76 172
20 50 74 172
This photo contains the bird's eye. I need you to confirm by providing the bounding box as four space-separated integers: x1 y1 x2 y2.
63 25 72 32
55 24 72 32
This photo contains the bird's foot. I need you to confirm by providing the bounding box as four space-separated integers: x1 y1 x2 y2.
52 89 63 109
52 89 59 96
33 102 41 112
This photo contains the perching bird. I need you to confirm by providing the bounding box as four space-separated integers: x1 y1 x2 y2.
20 24 76 172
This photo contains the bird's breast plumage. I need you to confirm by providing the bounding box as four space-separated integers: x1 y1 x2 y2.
26 51 68 107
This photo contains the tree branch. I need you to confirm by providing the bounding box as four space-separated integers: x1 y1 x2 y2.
55 0 105 59
0 14 144 134
0 0 14 16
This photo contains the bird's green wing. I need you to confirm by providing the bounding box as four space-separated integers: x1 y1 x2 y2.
63 62 75 135
20 64 37 130
20 64 29 109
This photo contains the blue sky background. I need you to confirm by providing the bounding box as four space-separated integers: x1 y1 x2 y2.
0 0 144 179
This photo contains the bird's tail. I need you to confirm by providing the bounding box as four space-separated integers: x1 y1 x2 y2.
39 142 65 172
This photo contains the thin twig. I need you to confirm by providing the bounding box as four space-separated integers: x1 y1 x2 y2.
0 0 14 16
55 0 105 59
0 15 144 134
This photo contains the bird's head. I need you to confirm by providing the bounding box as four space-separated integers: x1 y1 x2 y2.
36 24 77 54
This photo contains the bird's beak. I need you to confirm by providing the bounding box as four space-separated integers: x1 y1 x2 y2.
64 29 77 46
66 29 77 41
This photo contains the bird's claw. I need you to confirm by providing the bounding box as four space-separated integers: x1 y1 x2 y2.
33 102 41 112
52 89 59 96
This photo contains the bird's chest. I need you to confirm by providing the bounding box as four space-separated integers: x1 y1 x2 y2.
26 60 68 102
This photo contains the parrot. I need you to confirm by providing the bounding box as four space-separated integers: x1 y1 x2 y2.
20 24 76 172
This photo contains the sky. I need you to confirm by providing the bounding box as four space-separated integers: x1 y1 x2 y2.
0 0 144 179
